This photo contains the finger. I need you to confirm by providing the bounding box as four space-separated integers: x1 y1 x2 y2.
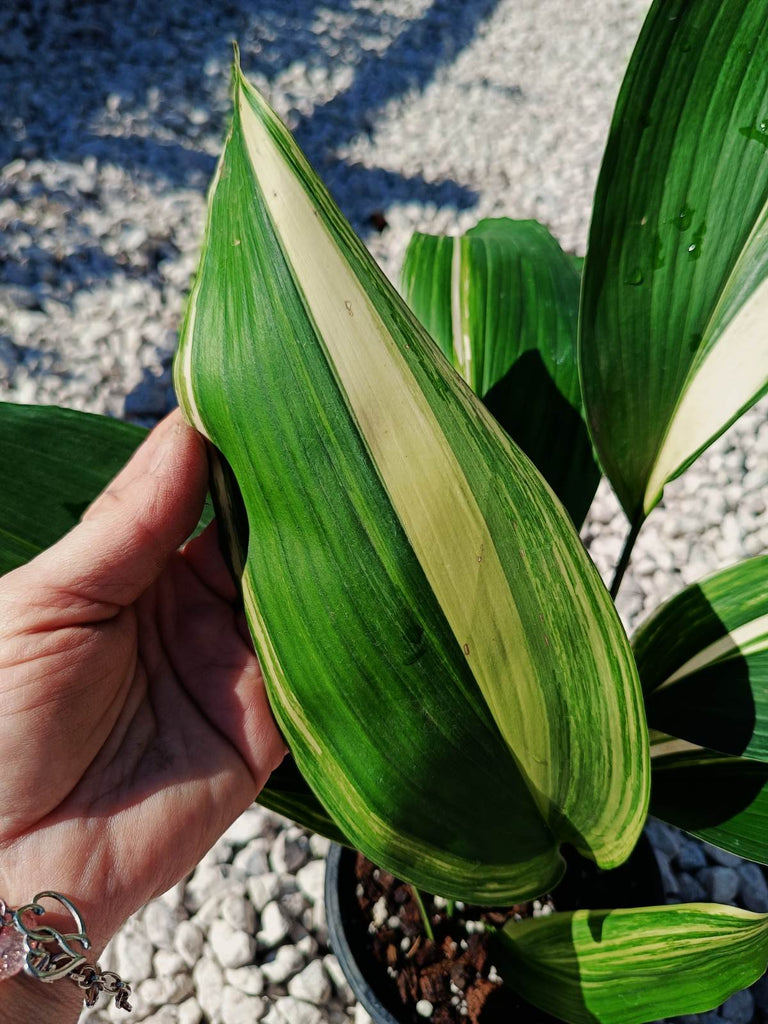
25 410 208 611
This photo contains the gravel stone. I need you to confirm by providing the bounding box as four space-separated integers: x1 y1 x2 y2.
272 996 324 1024
224 807 271 845
220 892 257 933
248 872 282 913
644 819 682 860
677 839 708 872
185 864 246 913
177 1000 204 1024
192 956 224 1020
297 860 326 905
225 964 265 996
261 943 305 985
174 920 205 967
704 846 744 869
141 1009 179 1024
677 872 707 903
654 851 681 902
270 828 311 874
154 950 186 978
221 985 267 1024
324 953 354 1003
751 972 768 1011
209 919 257 969
721 989 755 1024
232 839 271 877
257 901 291 949
115 928 154 985
288 959 332 1004
144 900 180 950
738 862 768 913
700 867 741 905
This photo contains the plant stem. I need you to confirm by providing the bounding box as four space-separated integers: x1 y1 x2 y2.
609 515 643 600
411 886 435 943
446 898 456 918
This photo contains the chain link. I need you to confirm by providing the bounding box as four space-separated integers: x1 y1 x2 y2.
0 894 132 1012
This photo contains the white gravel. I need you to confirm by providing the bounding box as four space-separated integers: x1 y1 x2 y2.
2 1 766 1023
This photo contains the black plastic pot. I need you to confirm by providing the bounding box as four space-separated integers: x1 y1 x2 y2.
325 834 664 1024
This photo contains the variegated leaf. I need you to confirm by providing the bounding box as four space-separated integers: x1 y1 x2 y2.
494 902 768 1024
580 0 768 521
635 556 768 760
651 741 768 865
173 54 649 902
402 219 599 527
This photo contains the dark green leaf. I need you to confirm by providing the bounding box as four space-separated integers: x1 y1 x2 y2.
402 219 599 526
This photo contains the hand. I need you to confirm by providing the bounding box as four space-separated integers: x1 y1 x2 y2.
0 411 285 995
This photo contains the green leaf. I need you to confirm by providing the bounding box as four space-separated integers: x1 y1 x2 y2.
579 0 768 520
0 403 146 576
494 902 768 1024
173 53 650 903
402 219 599 527
634 556 768 760
651 743 768 864
257 756 349 846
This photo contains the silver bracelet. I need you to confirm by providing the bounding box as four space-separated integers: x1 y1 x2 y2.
0 892 132 1011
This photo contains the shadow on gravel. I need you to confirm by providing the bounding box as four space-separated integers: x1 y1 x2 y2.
2 0 502 229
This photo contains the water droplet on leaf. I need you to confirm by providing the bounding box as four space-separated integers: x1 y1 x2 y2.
625 268 644 286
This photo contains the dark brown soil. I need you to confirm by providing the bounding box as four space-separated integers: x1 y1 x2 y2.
353 853 557 1024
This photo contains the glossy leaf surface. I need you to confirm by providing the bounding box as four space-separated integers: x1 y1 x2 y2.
651 743 768 865
580 0 768 519
495 902 768 1024
173 56 649 902
635 557 768 760
402 219 598 526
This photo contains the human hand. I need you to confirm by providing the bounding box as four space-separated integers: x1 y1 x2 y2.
0 410 285 1010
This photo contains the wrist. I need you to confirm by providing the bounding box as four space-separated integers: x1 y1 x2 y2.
1 970 83 1024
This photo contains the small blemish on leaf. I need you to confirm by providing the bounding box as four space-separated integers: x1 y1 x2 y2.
739 120 768 149
463 643 470 656
345 300 353 316
233 238 241 246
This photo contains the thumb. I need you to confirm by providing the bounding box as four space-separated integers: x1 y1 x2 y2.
24 409 208 611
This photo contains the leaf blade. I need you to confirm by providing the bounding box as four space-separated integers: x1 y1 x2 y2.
0 403 146 576
494 902 768 1024
174 58 650 901
579 0 768 518
402 219 599 526
635 556 768 760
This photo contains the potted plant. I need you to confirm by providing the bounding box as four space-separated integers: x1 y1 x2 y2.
1 0 767 1020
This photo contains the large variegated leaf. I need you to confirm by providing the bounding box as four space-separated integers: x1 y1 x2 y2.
173 54 650 902
402 219 599 527
0 403 145 576
493 903 768 1024
580 0 768 521
635 557 768 760
651 742 768 864
0 404 341 841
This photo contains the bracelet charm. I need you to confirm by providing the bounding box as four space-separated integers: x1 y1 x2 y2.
0 893 131 1011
